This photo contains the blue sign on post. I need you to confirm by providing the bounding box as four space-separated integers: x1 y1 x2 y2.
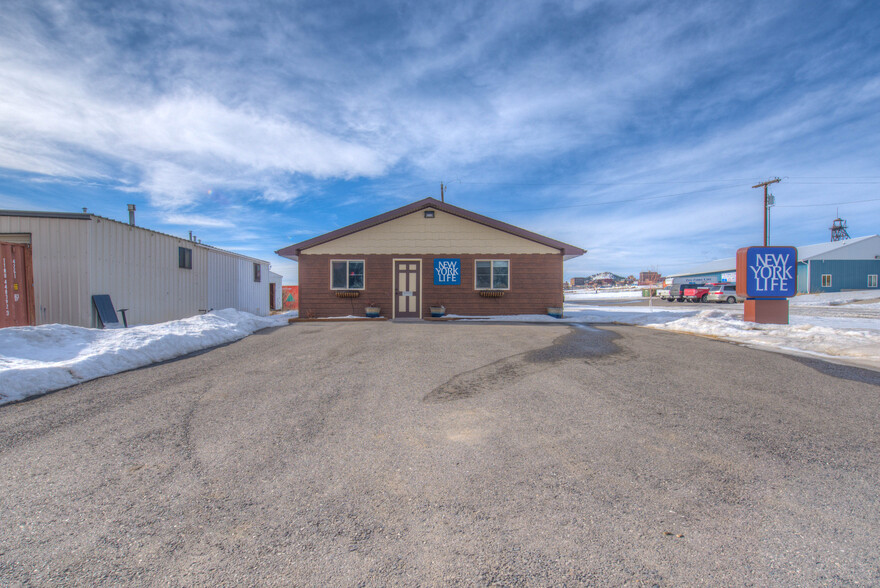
742 246 797 298
434 258 461 285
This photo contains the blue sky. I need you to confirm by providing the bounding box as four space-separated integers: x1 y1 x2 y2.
1 0 879 283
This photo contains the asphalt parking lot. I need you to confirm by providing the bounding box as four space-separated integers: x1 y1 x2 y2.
1 321 879 586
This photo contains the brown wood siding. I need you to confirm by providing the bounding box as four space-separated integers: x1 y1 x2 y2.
298 253 563 318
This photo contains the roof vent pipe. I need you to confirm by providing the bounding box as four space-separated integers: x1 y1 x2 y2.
189 230 193 240
127 204 136 226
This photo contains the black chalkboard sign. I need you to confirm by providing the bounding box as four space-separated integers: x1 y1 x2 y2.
92 295 121 328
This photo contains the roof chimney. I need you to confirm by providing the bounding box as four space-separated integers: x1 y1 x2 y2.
127 204 136 226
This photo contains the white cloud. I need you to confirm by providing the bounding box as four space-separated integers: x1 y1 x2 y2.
162 213 235 228
1 0 878 285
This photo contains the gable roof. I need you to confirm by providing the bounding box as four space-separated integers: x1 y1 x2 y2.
0 209 270 264
795 234 879 260
276 198 586 260
668 234 880 277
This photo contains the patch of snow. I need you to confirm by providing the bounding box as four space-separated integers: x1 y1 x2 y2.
453 291 880 370
651 309 880 366
318 315 379 319
0 309 293 405
791 290 880 306
565 290 646 301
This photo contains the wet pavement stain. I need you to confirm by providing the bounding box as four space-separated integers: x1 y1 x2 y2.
789 356 880 386
424 325 622 403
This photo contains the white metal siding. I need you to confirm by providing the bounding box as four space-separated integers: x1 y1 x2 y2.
207 253 269 316
0 216 90 326
88 218 211 326
1 213 271 328
269 271 283 310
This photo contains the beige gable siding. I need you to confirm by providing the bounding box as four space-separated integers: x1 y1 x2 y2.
302 209 560 255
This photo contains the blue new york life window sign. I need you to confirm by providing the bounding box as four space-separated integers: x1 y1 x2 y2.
434 258 461 285
745 246 797 298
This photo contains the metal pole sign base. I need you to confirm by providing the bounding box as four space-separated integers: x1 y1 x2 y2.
743 299 789 324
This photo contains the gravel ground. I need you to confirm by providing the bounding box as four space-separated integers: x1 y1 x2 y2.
1 322 878 586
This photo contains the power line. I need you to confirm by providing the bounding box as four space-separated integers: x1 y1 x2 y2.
459 178 757 187
458 177 880 187
784 181 880 185
776 197 880 208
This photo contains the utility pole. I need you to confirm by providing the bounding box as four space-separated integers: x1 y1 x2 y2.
752 178 781 246
440 182 445 203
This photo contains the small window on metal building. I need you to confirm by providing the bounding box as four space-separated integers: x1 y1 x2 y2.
821 274 832 288
254 263 261 282
179 246 192 269
869 274 878 288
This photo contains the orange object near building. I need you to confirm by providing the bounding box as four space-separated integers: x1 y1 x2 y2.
282 285 299 310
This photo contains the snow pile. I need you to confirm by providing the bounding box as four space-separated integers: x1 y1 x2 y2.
651 309 880 364
460 291 880 369
0 309 292 405
791 290 880 306
453 306 697 325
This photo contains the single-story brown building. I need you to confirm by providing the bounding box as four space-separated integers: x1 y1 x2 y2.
275 198 585 319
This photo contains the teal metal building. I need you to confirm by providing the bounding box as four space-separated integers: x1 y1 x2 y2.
668 235 880 294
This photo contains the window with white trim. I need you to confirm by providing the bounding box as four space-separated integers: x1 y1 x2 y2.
868 274 878 288
475 260 509 290
821 274 832 288
331 260 365 289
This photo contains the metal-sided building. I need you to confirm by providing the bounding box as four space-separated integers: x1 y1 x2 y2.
0 209 271 328
276 198 585 319
667 235 880 294
269 271 283 310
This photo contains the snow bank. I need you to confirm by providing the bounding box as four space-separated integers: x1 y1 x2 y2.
456 291 880 370
651 309 880 365
791 290 880 306
0 309 293 405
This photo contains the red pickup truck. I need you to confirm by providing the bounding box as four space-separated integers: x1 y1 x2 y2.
683 284 711 303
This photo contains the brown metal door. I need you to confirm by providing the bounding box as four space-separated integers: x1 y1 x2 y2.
1 242 35 328
394 260 420 318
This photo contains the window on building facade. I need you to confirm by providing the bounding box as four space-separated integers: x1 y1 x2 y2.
331 260 365 289
475 260 510 289
869 274 878 288
178 246 192 269
254 263 261 282
821 274 832 288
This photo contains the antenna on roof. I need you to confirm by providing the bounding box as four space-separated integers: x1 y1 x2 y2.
440 182 445 203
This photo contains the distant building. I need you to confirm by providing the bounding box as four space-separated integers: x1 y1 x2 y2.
639 271 661 285
667 235 880 294
569 277 589 287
